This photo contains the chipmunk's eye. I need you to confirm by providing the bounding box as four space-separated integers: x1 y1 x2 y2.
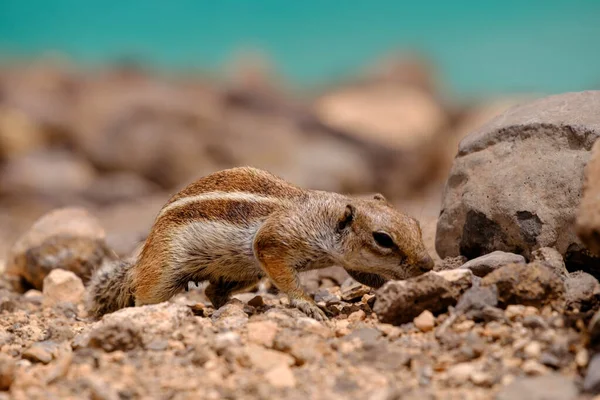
373 232 395 248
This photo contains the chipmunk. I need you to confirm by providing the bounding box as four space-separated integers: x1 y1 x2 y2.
87 167 434 320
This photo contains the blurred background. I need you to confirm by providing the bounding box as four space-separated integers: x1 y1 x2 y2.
0 0 599 258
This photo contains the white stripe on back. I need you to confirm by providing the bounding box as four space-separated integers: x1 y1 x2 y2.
158 191 286 218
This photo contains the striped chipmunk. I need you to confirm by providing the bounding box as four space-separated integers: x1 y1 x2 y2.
86 167 434 321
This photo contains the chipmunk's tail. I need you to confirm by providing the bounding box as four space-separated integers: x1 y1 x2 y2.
85 258 136 318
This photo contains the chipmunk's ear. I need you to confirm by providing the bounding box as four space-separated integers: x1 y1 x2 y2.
338 204 354 231
373 193 386 202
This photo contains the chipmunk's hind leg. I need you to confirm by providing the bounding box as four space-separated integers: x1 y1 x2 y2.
205 278 259 309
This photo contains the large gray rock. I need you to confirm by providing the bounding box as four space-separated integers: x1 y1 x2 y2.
436 91 600 271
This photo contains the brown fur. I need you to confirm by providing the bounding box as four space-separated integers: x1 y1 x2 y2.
87 167 434 320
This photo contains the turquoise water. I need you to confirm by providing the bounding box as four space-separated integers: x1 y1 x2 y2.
1 0 599 96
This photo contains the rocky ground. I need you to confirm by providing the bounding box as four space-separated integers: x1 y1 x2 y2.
1 60 600 399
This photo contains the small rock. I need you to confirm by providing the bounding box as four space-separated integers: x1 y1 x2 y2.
0 354 16 391
22 341 59 364
521 359 548 375
576 349 589 368
584 353 600 394
524 341 542 359
212 301 249 331
264 364 296 388
531 247 568 279
213 332 241 354
77 302 192 350
565 271 600 311
433 269 474 291
413 310 435 332
346 328 381 347
497 374 578 400
446 362 476 385
5 207 111 291
460 251 526 277
245 344 294 371
539 352 561 369
42 269 85 307
505 305 526 320
87 320 143 352
522 315 548 330
340 278 371 301
481 263 565 308
347 310 366 323
247 320 279 348
374 272 466 325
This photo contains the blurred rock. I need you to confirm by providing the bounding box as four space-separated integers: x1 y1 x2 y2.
584 353 600 394
577 139 600 256
77 302 193 350
460 251 525 277
6 207 112 291
0 149 96 197
83 172 159 205
413 310 435 332
436 91 600 272
0 354 16 391
481 263 565 308
315 85 447 151
531 247 568 280
247 320 278 348
497 374 578 400
42 269 85 307
0 106 46 161
565 271 600 312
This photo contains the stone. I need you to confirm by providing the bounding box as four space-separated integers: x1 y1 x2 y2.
460 251 525 277
340 278 371 302
584 353 600 394
244 344 294 371
436 91 600 271
83 172 158 205
22 341 60 364
374 272 465 325
0 354 16 391
432 269 474 291
5 207 112 291
446 362 476 385
247 320 279 348
454 285 501 324
481 263 565 308
315 84 447 151
565 271 600 311
0 149 95 197
42 269 85 307
76 303 192 350
577 139 600 256
531 247 568 280
264 364 296 388
212 301 249 331
497 374 578 400
413 310 435 332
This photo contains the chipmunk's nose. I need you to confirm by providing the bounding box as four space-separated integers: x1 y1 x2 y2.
418 255 435 272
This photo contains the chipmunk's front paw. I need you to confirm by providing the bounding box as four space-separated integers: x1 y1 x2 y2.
291 298 328 321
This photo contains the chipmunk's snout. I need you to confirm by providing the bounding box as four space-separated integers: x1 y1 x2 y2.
417 254 435 272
